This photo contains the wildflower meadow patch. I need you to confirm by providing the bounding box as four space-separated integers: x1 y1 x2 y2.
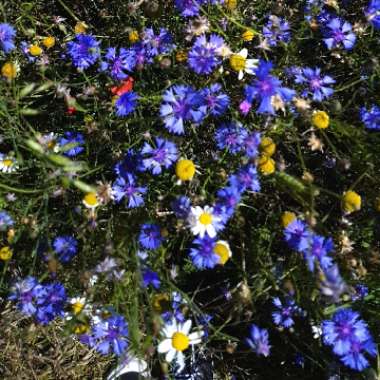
0 0 380 379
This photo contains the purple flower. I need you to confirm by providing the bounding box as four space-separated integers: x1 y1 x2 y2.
246 324 271 357
142 27 175 57
365 0 380 29
114 149 145 179
243 132 261 158
319 263 347 302
323 17 356 50
139 223 163 250
0 23 16 54
352 284 369 301
175 0 207 17
115 91 138 117
228 164 261 192
0 210 14 231
215 122 248 154
58 131 85 157
303 234 334 272
171 195 192 219
189 236 220 269
262 15 291 46
112 175 147 208
66 34 100 70
8 276 41 316
272 297 303 328
244 60 295 115
360 104 380 130
294 67 335 102
215 186 242 220
141 137 178 175
100 47 136 80
142 268 161 289
199 83 230 117
188 34 224 75
53 235 78 263
160 85 205 134
284 219 311 252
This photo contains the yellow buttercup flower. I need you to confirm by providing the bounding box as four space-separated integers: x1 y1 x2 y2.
260 137 276 157
129 30 139 43
1 62 18 79
342 190 361 214
242 29 255 41
312 110 329 129
0 246 13 261
176 159 196 181
74 21 88 34
42 36 56 49
258 155 275 175
225 0 237 10
29 44 43 56
83 192 99 209
281 211 296 228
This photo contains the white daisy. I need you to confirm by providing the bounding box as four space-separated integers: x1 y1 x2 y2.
188 205 222 238
0 154 18 173
229 48 259 80
213 240 232 265
158 318 204 372
82 192 100 209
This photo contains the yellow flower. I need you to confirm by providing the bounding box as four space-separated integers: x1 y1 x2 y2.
258 155 275 175
152 293 170 312
1 62 18 79
214 240 232 265
229 54 246 72
260 137 276 157
129 30 139 43
312 110 329 129
42 36 56 49
342 191 361 214
0 246 13 261
176 50 187 62
242 29 255 41
175 159 196 181
281 211 296 228
225 0 237 10
74 21 88 34
83 192 99 209
29 44 43 56
73 323 89 334
7 228 15 243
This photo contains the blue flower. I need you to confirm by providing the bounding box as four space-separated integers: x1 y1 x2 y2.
0 23 16 54
199 83 230 117
58 131 85 157
294 67 335 102
284 219 311 252
175 0 207 17
66 34 101 70
160 85 205 134
246 324 271 357
323 17 356 50
114 149 145 179
0 210 14 231
272 296 303 328
352 284 369 301
115 91 138 117
139 223 163 250
142 268 161 289
360 104 380 130
171 195 192 219
244 60 295 115
303 234 334 272
188 34 224 75
365 0 380 29
112 174 147 208
215 122 248 154
142 27 175 57
53 235 78 263
262 15 291 46
189 236 220 269
228 164 261 193
100 47 136 80
319 263 347 302
141 137 178 175
215 186 242 220
243 132 261 158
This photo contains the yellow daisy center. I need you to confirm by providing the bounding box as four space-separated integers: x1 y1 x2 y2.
214 243 230 265
83 192 98 207
342 191 361 213
176 159 195 181
2 159 13 167
29 44 43 56
172 332 190 351
242 30 255 41
229 54 246 72
199 212 212 225
72 301 84 315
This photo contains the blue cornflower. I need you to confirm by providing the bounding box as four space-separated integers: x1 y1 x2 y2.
160 85 205 134
215 186 242 220
115 91 138 117
8 276 42 316
188 34 224 75
244 60 295 115
100 47 136 80
0 210 14 231
171 195 192 219
352 284 369 301
304 0 325 21
243 132 261 158
66 34 101 70
284 219 311 252
262 15 291 46
215 122 248 154
272 296 303 328
92 315 129 356
246 324 271 357
175 0 207 17
112 174 147 208
360 104 380 130
319 263 347 302
303 234 334 272
142 27 175 57
189 236 220 269
58 131 85 157
114 149 145 179
141 137 178 175
139 223 163 250
341 339 378 371
228 165 261 193
323 17 356 50
53 235 78 263
199 83 230 117
142 268 161 289
35 282 67 325
294 67 335 102
0 23 16 54
365 0 380 29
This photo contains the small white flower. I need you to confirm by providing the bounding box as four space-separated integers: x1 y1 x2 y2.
188 205 222 238
0 154 18 173
158 318 204 371
230 48 259 80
